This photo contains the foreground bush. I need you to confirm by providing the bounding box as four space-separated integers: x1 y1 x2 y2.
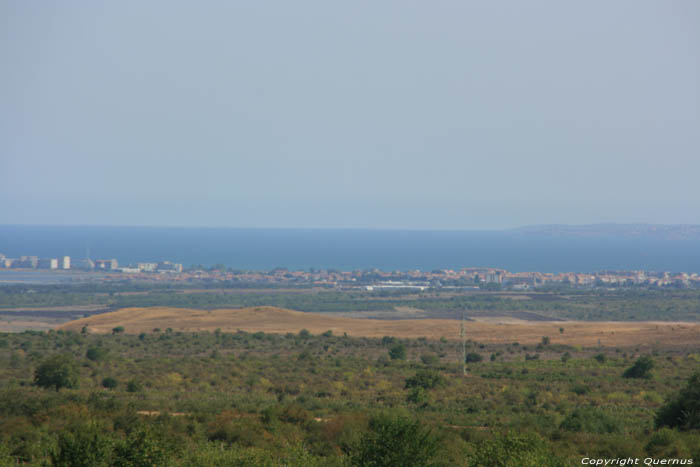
559 407 621 434
469 432 565 467
655 371 700 430
51 422 112 467
348 412 441 466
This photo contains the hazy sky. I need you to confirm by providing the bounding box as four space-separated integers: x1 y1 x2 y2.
2 1 699 229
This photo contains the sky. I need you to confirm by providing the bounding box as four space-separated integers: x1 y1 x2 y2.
2 1 699 230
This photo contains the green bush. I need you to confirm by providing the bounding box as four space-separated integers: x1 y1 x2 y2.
126 380 142 393
406 387 429 405
623 356 654 379
348 412 441 467
34 354 79 391
51 422 113 467
469 432 565 467
113 427 169 467
655 372 700 430
102 377 118 389
405 371 444 390
86 346 108 362
388 344 406 361
645 427 692 458
559 407 621 434
420 354 440 366
465 352 483 363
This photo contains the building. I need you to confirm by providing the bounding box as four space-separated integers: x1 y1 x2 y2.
138 262 158 272
94 259 118 270
60 256 71 269
13 256 38 268
77 258 95 270
156 261 183 273
119 267 140 273
37 258 59 269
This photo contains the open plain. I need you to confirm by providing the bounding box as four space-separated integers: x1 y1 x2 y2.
58 305 700 347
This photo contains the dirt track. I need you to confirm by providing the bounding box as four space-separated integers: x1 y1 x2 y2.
56 306 700 347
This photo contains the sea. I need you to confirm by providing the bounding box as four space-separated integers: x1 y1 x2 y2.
1 225 699 274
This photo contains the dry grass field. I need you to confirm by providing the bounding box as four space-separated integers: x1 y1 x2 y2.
57 306 700 347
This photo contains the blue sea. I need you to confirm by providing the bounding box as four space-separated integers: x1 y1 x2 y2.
1 225 699 273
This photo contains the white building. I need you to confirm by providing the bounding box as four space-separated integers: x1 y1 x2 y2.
37 258 59 269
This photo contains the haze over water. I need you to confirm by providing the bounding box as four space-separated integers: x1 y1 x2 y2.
1 225 699 273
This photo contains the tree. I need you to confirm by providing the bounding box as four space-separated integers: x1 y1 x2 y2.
113 428 168 467
349 412 441 466
470 432 565 467
112 326 125 335
388 343 406 361
405 371 444 390
465 352 483 363
102 377 118 389
51 422 113 467
622 355 654 379
86 346 108 362
655 371 700 430
34 354 79 391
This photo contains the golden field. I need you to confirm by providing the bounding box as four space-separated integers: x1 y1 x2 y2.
57 306 700 347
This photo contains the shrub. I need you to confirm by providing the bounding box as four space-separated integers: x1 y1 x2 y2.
570 383 590 396
623 356 654 379
113 427 169 467
560 407 621 434
126 380 142 393
420 354 440 366
405 371 444 390
406 387 429 405
645 427 691 458
102 377 118 389
655 372 700 430
594 353 607 363
465 352 483 363
86 346 108 362
389 344 406 361
469 432 565 467
51 422 113 467
34 354 79 391
382 336 396 346
112 326 125 335
348 412 441 466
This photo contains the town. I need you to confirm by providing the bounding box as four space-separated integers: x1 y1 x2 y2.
1 252 699 290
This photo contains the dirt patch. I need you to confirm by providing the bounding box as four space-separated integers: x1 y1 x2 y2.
56 306 700 347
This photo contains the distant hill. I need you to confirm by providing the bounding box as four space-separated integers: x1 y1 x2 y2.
511 224 700 240
57 306 700 346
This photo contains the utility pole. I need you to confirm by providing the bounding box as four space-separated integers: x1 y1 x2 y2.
461 311 466 376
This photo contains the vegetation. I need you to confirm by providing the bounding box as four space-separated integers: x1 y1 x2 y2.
4 285 700 322
33 354 79 391
0 328 698 465
656 372 700 430
622 355 655 379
